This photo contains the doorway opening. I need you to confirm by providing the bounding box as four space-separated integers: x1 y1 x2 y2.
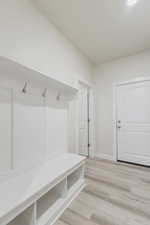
78 81 94 158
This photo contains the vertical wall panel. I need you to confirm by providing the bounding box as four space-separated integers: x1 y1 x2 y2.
0 87 12 172
68 100 78 154
13 93 45 170
46 103 68 158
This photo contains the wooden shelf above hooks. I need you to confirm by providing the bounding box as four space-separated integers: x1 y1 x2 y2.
0 56 78 99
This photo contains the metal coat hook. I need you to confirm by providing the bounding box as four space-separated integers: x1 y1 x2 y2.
42 88 47 98
22 82 27 93
56 92 61 101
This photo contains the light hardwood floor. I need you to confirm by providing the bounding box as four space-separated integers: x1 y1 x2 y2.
54 158 150 225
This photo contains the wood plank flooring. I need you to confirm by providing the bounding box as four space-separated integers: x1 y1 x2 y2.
54 158 150 225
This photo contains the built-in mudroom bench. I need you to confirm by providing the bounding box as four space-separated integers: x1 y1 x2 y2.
0 153 86 225
0 57 86 225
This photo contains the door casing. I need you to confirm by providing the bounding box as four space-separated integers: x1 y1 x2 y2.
78 80 95 158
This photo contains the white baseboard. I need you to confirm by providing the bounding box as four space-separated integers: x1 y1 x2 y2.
95 153 115 161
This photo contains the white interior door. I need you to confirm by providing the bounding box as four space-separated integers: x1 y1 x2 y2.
79 83 89 156
117 81 150 166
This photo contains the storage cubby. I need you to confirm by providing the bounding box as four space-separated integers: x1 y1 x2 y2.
7 205 35 225
67 166 84 191
1 154 85 225
36 179 66 225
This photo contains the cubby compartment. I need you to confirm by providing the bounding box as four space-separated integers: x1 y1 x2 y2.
1 154 85 225
7 205 35 225
67 166 84 191
36 179 66 225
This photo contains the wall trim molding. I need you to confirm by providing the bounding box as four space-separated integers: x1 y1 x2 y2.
95 153 114 161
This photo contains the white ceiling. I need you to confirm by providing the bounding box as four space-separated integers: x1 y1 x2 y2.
32 0 150 64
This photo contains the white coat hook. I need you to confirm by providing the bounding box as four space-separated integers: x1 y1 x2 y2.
42 88 47 98
22 82 27 93
56 92 61 101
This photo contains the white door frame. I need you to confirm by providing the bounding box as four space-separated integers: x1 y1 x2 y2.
77 80 95 158
113 76 150 162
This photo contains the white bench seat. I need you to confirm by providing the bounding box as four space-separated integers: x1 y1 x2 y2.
0 153 86 225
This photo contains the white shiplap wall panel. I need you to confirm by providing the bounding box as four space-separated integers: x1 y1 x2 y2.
13 93 45 170
46 103 68 158
0 87 12 171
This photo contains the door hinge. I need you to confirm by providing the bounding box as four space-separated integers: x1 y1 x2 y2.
88 118 90 123
88 143 91 148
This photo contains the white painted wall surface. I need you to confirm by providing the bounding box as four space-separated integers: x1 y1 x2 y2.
94 50 150 159
0 88 12 172
0 0 93 167
46 105 68 158
13 93 45 170
0 0 92 86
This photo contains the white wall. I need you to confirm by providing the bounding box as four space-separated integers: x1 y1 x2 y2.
0 0 93 166
94 50 150 159
0 84 69 174
0 0 93 86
